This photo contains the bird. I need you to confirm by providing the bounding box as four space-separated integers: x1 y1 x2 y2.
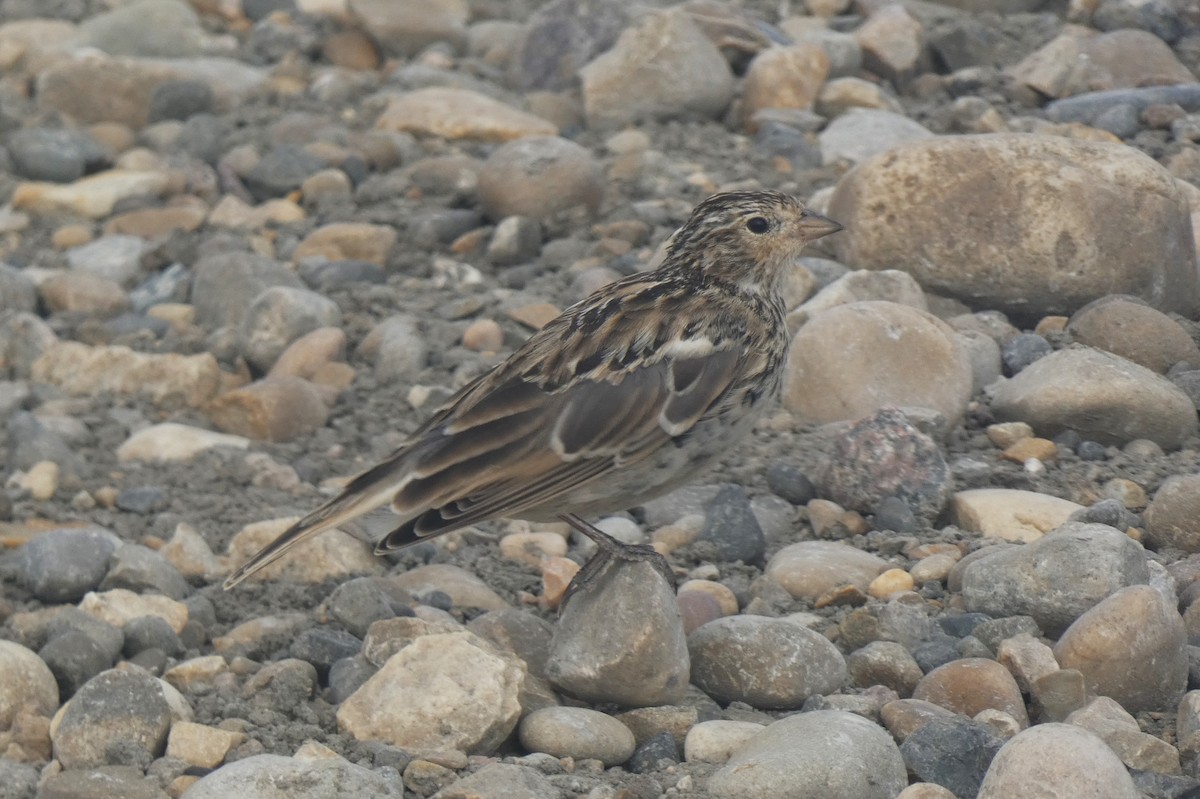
224 190 843 596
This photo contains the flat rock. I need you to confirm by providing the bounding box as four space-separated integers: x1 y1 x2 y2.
819 108 935 166
708 710 907 799
337 631 524 754
1068 296 1200 374
206 377 330 442
388 564 509 612
952 488 1084 543
990 347 1198 449
829 133 1199 317
13 170 170 219
518 707 636 765
116 422 249 463
291 222 397 267
765 540 889 599
182 753 402 798
32 341 221 407
375 87 557 141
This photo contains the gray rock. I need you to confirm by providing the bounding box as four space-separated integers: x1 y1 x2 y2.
1146 474 1200 552
102 544 189 600
1046 85 1200 125
122 616 184 658
0 313 57 379
0 759 38 799
289 628 361 678
477 136 603 222
765 463 816 505
66 235 148 288
688 616 847 709
816 406 953 525
7 410 83 475
298 260 386 292
360 314 428 382
1001 332 1052 375
818 108 935 166
0 263 36 313
410 209 485 247
846 640 923 697
6 128 105 183
183 753 402 798
977 723 1139 798
190 251 304 330
900 717 1005 798
21 527 122 603
327 577 402 639
511 0 637 91
38 765 166 799
467 608 555 678
78 0 204 57
435 763 561 799
244 659 317 711
708 710 907 799
147 78 214 123
519 707 637 765
115 485 169 515
237 286 341 372
40 629 117 698
487 216 542 266
128 263 190 313
328 655 376 704
52 669 175 769
961 522 1150 636
547 558 690 708
45 608 125 661
243 145 327 202
698 484 767 564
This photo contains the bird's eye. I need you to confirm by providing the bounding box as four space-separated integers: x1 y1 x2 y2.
746 216 771 234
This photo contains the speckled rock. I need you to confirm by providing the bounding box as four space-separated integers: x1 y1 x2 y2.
52 668 181 769
182 753 403 798
518 707 636 765
0 640 59 728
977 723 1139 798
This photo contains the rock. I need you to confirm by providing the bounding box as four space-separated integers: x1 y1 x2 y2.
816 406 953 524
477 136 602 223
961 522 1149 635
952 489 1084 543
159 523 223 581
518 707 636 765
78 0 204 58
291 222 397 267
546 558 690 707
818 108 935 166
375 87 557 141
39 272 129 318
1054 585 1187 714
846 640 924 696
900 717 1005 799
1011 29 1193 99
242 145 325 202
580 8 734 129
511 0 634 91
13 170 170 218
912 658 1029 726
0 640 58 727
32 341 221 407
388 564 509 612
237 286 341 373
147 78 214 123
225 517 381 585
20 527 120 602
765 541 889 599
190 252 305 330
784 302 973 429
688 615 847 709
117 422 250 463
182 753 402 798
977 723 1139 798
708 710 907 799
787 268 927 330
1067 696 1182 775
52 668 178 769
990 347 1198 449
829 134 1199 317
1068 296 1200 373
8 128 105 183
0 264 37 313
348 0 468 56
66 235 147 287
79 589 189 633
208 195 305 230
102 544 189 600
854 4 926 85
697 484 767 563
206 378 330 442
684 719 766 763
336 631 524 754
38 766 165 799
358 314 428 381
165 720 244 769
740 44 830 131
434 763 558 799
1145 474 1200 552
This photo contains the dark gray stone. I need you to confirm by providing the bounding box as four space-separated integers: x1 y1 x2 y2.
53 669 173 769
7 410 83 475
1001 332 1052 375
912 633 961 673
298 259 386 292
243 145 326 202
327 577 400 638
289 627 362 679
900 717 1003 798
6 128 105 182
328 655 376 704
511 0 640 91
1046 85 1200 125
698 484 767 564
0 758 38 799
122 616 184 658
102 544 189 599
40 629 116 698
874 495 918 533
765 462 816 505
972 615 1041 652
628 731 679 773
0 263 36 312
190 251 304 329
21 527 121 602
115 485 169 515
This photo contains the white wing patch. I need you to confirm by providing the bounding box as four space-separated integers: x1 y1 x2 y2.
662 337 715 359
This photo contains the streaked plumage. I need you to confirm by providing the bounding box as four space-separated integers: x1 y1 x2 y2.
225 190 842 590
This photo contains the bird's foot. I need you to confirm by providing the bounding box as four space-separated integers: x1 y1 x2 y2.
558 513 676 609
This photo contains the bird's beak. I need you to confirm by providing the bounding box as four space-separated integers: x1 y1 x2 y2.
799 210 844 240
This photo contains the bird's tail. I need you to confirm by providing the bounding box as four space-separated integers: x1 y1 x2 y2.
222 463 406 589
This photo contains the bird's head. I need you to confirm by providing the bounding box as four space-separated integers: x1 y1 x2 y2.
665 190 843 293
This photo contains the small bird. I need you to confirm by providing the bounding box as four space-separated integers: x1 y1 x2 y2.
224 190 842 593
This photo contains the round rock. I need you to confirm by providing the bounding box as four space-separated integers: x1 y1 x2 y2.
518 707 636 765
912 658 1029 727
21 527 121 603
977 723 1139 798
237 286 341 373
1053 585 1187 714
784 301 973 429
0 640 59 727
1068 296 1200 373
477 136 602 222
688 615 847 709
52 668 176 769
1146 474 1200 552
765 541 888 600
708 710 907 799
183 753 402 798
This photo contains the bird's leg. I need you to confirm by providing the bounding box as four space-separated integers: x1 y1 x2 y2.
558 513 676 608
